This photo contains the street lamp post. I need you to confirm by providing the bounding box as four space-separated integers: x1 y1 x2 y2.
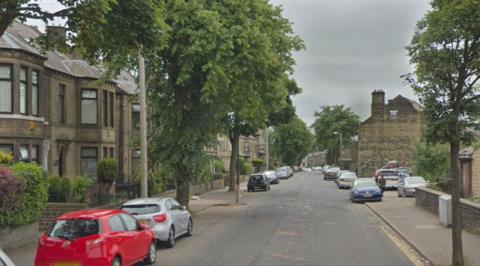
333 131 343 164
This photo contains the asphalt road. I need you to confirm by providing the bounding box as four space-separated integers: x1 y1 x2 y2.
154 172 413 266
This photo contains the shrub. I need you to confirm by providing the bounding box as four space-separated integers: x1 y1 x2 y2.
72 176 94 203
412 141 450 182
0 167 25 214
48 176 71 202
239 157 253 175
148 166 170 195
0 151 13 165
252 159 265 170
0 163 48 228
97 158 119 184
214 159 225 173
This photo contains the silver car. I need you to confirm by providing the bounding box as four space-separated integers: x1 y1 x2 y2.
276 167 289 179
397 176 427 197
0 247 15 266
264 170 279 184
121 197 192 248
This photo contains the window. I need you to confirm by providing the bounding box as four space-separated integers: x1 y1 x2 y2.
20 144 29 162
58 84 65 124
0 65 12 113
31 145 39 164
244 140 250 153
81 89 97 124
103 91 108 126
31 70 39 116
131 104 140 130
390 110 398 120
119 214 137 231
103 147 108 158
0 144 13 155
81 147 98 178
109 215 125 232
109 147 114 158
109 92 114 127
20 67 28 114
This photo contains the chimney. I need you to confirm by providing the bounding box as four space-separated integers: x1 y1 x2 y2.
371 89 385 119
46 25 66 45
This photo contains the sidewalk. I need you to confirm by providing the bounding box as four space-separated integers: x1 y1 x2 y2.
4 182 247 266
366 191 480 266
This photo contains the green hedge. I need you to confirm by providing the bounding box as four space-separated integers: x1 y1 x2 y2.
0 163 48 228
239 157 253 175
72 176 95 203
48 176 71 202
97 158 119 183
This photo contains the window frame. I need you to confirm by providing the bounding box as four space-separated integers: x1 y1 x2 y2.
0 64 13 114
31 69 39 116
0 144 13 155
80 147 98 177
19 66 28 115
103 90 109 127
58 84 66 124
80 89 98 125
109 92 114 127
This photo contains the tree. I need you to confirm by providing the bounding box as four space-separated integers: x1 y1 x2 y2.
220 0 304 192
311 105 360 163
412 141 450 182
270 116 313 167
0 1 113 38
404 1 480 265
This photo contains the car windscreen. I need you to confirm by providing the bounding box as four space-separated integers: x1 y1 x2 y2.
406 177 426 185
341 173 356 179
354 180 377 188
49 219 99 240
121 204 161 215
249 175 263 182
380 171 397 176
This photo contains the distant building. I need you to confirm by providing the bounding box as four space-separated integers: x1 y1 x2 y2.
302 151 327 167
357 90 423 176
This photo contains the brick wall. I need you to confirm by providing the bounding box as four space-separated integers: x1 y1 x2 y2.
416 187 480 235
39 203 87 232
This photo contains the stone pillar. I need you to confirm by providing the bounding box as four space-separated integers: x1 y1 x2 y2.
42 139 51 171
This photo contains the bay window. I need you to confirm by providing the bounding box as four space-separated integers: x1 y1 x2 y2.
81 89 97 124
81 147 98 178
20 67 28 114
32 70 39 116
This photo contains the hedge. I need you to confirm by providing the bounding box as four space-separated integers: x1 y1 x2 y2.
0 163 48 228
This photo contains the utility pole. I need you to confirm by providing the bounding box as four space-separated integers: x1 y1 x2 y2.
265 129 269 171
236 154 240 203
139 49 148 198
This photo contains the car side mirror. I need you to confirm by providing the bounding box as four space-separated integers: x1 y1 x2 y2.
182 205 187 211
137 222 147 231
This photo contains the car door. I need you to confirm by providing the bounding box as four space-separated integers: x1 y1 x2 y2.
166 199 180 235
108 215 135 264
119 213 149 263
170 199 189 234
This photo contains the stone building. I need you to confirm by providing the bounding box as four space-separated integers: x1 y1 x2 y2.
302 151 327 167
0 22 138 181
357 90 423 176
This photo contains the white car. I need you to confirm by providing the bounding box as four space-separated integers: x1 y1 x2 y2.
0 248 15 266
264 170 279 184
276 167 289 179
397 176 427 197
337 172 357 189
281 166 293 177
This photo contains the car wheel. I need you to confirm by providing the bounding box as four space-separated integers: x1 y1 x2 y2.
165 226 175 248
186 218 193 237
112 257 121 266
143 241 156 265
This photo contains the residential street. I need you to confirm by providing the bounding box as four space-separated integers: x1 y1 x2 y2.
154 172 413 266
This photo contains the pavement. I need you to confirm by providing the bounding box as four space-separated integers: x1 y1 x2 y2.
365 190 480 266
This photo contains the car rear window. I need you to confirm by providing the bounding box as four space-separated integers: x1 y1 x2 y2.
121 204 161 215
249 175 263 181
354 180 377 188
49 219 99 240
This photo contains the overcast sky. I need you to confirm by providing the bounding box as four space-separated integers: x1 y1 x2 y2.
34 0 431 125
269 0 431 125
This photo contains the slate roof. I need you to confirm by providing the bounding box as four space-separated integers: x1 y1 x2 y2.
1 22 136 94
387 95 423 112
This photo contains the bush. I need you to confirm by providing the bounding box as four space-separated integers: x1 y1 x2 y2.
148 166 170 195
0 151 13 165
214 159 225 173
239 157 253 175
412 141 450 182
252 159 265 170
0 167 25 213
97 158 119 184
0 163 48 228
48 176 71 202
72 176 94 203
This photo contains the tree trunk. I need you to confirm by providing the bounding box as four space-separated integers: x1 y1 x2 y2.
176 168 190 207
229 128 240 192
0 8 18 38
450 140 464 266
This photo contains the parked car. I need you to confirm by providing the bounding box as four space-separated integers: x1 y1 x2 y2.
350 179 383 202
324 167 340 181
337 172 357 189
397 176 427 197
35 209 157 266
375 169 401 189
264 170 279 184
121 197 193 248
247 173 271 192
281 166 294 177
276 167 290 179
334 170 349 185
312 167 322 173
0 247 15 266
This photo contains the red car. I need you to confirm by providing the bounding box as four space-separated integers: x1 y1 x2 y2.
35 209 157 266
